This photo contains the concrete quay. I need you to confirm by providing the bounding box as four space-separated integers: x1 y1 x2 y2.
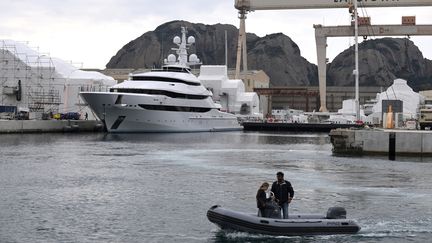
329 128 432 156
0 120 104 133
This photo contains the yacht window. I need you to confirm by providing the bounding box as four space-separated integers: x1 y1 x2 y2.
139 104 212 113
152 66 191 73
109 88 208 100
130 76 200 86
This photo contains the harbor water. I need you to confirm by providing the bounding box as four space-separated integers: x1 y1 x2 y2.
0 132 431 242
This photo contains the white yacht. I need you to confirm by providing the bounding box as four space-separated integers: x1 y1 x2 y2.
80 27 242 132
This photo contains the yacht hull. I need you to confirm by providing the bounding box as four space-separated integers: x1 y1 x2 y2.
80 92 242 133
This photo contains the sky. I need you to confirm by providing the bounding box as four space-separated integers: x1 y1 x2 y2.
2 0 432 69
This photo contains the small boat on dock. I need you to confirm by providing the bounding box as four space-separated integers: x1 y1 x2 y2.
207 205 360 236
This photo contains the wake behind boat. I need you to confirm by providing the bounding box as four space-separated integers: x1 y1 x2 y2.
207 205 361 236
80 27 242 133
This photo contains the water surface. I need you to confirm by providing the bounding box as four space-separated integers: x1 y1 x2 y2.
0 132 431 242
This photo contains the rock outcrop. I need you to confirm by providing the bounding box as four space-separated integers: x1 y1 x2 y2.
327 38 432 90
247 33 317 86
107 20 248 70
106 20 318 87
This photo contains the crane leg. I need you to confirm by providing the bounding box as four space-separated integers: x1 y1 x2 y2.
316 35 328 112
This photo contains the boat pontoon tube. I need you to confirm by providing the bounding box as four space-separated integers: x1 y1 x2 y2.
207 205 361 236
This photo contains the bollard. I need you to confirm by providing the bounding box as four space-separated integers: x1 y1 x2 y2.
389 132 396 160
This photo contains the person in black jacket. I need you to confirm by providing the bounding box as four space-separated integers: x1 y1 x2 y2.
271 171 294 219
256 182 270 217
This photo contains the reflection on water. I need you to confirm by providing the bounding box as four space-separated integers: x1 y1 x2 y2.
0 132 431 242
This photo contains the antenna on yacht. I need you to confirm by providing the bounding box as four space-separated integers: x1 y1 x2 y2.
164 27 201 67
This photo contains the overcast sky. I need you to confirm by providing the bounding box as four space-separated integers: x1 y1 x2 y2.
2 0 432 69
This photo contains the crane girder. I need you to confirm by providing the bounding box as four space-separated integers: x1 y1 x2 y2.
315 24 432 37
235 0 432 11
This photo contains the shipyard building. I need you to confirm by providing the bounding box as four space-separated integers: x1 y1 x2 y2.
0 40 116 120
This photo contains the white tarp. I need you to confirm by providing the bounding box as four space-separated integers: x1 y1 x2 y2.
371 79 423 118
1 40 116 118
198 65 261 116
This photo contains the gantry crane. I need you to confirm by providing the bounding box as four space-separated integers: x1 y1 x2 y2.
234 0 432 113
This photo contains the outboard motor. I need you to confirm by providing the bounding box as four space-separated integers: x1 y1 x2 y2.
264 200 281 219
326 207 347 219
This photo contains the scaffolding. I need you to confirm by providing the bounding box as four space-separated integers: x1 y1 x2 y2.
27 89 61 113
1 41 22 104
1 40 116 120
0 40 58 113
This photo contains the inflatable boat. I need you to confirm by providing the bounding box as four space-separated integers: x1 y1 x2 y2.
207 205 361 236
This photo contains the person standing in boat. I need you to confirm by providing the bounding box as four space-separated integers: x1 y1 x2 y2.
271 172 294 219
256 182 270 217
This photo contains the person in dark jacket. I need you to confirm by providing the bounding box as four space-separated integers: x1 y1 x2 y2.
256 182 270 217
271 171 294 219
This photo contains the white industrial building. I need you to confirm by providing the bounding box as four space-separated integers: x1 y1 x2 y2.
0 40 116 120
198 65 261 117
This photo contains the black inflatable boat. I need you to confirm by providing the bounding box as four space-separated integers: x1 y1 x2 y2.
207 205 361 236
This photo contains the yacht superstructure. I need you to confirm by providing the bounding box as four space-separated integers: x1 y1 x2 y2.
80 27 242 132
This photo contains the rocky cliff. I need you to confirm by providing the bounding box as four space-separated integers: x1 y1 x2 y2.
107 21 245 70
327 38 432 90
106 20 318 87
247 33 318 86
